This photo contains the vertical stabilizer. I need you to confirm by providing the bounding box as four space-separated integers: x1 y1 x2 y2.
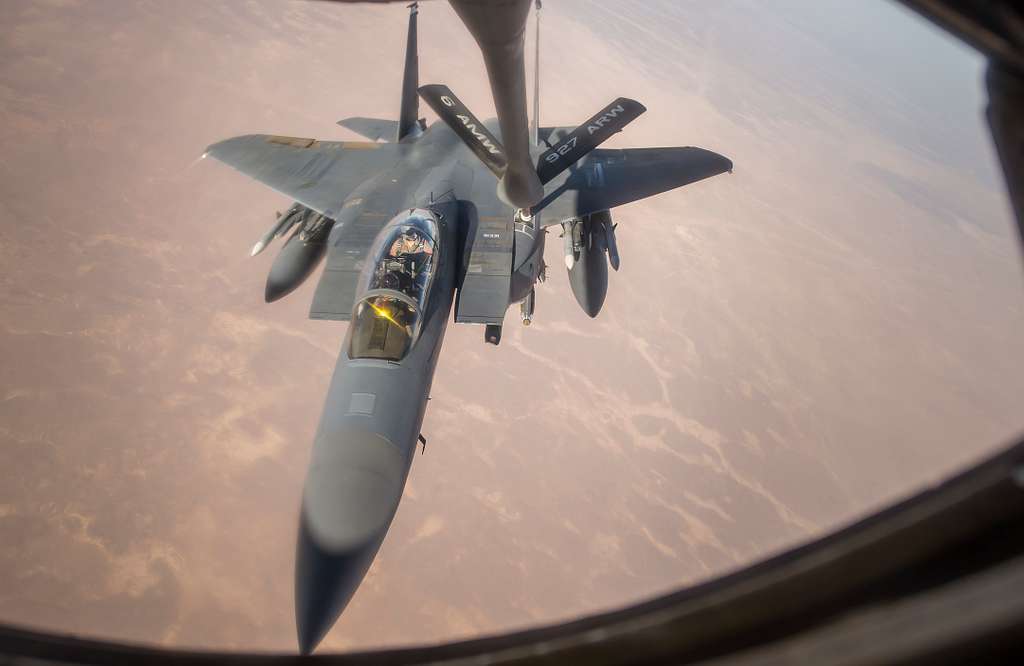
531 0 541 147
398 2 421 142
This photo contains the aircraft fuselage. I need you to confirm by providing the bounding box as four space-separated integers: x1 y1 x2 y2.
292 127 518 650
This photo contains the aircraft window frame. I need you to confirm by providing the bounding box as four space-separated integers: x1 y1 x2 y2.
348 209 440 362
348 290 421 361
359 211 439 305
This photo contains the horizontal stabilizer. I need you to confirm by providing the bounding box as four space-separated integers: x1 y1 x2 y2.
336 117 399 142
538 146 732 225
418 84 508 178
536 98 646 185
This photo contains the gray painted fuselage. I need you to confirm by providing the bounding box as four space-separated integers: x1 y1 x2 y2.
293 120 538 653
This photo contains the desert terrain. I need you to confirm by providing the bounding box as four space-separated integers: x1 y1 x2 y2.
1 0 1023 652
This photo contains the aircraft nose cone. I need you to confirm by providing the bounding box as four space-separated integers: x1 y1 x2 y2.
294 429 413 654
295 512 381 654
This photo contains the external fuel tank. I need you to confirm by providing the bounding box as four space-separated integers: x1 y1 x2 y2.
566 211 612 318
264 212 335 303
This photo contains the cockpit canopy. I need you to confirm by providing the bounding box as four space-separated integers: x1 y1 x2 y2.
349 210 439 361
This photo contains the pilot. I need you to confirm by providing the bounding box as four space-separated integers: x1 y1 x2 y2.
388 228 432 260
385 228 433 297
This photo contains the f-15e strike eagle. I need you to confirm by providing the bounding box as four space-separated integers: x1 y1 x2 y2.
203 0 731 654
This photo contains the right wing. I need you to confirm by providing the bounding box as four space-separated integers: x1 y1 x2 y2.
204 134 401 219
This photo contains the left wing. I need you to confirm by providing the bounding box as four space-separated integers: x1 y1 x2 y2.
537 147 733 225
336 117 399 142
204 134 401 219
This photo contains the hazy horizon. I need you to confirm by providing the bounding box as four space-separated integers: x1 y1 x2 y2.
1 0 1022 653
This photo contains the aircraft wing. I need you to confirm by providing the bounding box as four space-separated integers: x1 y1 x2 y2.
204 134 402 219
536 147 733 226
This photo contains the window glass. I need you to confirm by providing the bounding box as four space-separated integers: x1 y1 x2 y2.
349 210 439 361
349 293 418 361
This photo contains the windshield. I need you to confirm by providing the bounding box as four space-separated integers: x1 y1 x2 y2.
349 210 439 361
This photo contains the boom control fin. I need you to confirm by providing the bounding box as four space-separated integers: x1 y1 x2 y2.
536 97 646 184
418 84 508 178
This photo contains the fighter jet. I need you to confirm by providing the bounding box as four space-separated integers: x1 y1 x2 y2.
204 1 731 654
